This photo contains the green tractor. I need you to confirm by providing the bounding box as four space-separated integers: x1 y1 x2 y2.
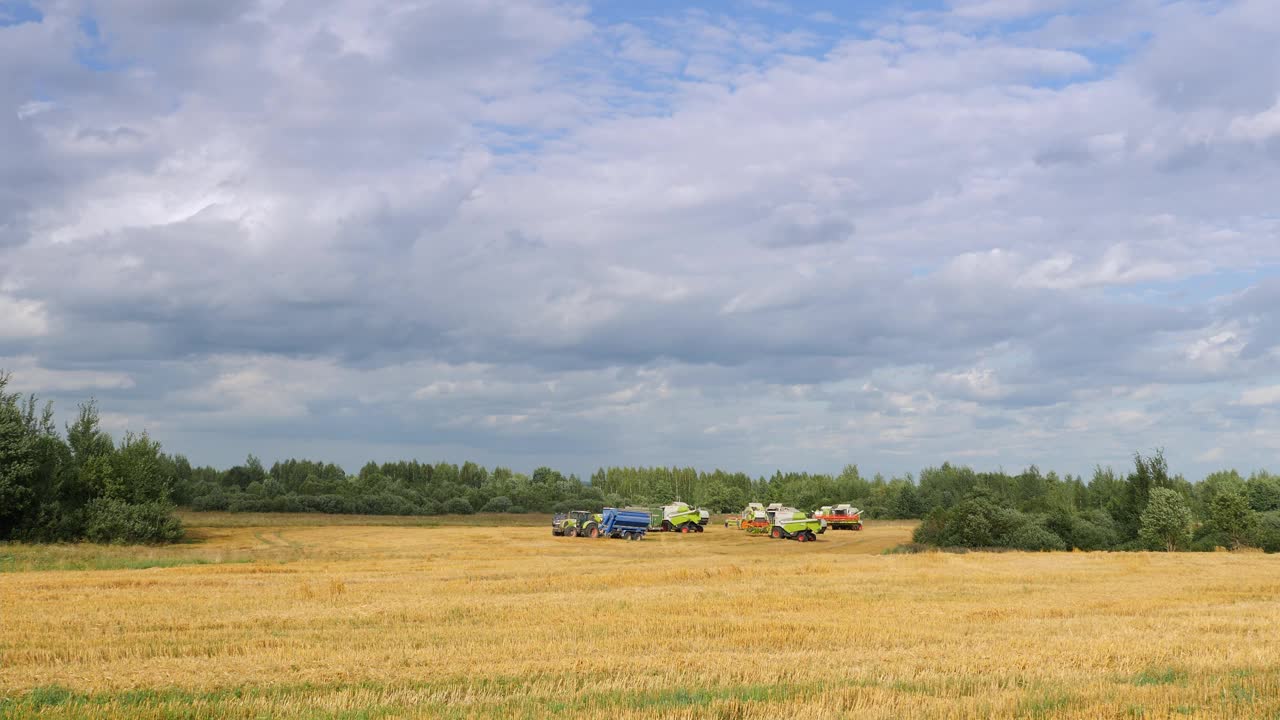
552 510 603 538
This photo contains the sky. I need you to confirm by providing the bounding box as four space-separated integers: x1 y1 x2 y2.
1 0 1278 481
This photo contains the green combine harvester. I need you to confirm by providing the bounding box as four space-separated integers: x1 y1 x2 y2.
764 503 823 542
648 501 705 533
551 510 602 538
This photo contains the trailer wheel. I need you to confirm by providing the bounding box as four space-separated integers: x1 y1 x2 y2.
771 527 783 539
628 532 640 541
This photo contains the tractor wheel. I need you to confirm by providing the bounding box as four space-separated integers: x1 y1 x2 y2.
567 527 578 538
771 526 783 539
588 526 600 539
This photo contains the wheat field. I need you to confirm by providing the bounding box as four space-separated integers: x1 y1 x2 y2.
2 514 1279 719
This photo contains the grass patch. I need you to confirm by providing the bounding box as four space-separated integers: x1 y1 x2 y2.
0 679 811 720
1020 692 1073 717
0 542 255 573
1131 668 1186 686
177 511 549 529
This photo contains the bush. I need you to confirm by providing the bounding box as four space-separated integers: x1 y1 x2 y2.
1253 512 1280 553
442 497 474 515
481 495 512 513
912 508 948 545
507 505 527 514
191 491 230 512
302 494 349 514
83 498 184 544
1005 522 1067 551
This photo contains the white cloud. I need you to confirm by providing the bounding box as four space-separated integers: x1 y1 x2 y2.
0 356 134 392
1239 386 1280 407
0 296 49 339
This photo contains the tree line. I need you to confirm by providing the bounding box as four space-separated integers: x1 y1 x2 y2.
0 374 182 543
2 371 1276 551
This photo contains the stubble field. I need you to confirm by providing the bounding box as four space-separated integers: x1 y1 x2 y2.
2 514 1279 719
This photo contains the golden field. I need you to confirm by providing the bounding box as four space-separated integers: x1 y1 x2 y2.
2 514 1279 719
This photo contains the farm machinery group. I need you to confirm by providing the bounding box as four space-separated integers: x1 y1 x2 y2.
553 501 862 542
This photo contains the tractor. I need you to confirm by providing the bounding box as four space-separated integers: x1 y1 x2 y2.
551 510 602 538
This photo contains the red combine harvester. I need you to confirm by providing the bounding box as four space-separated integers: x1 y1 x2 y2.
813 504 863 530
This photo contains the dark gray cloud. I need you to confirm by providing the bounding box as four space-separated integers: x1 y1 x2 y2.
1 0 1278 479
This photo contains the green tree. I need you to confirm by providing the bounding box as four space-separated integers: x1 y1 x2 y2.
1206 491 1257 550
1246 472 1280 512
0 373 37 537
1138 487 1192 552
1116 450 1174 541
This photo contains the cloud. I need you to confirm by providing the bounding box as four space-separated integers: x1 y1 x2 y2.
1239 386 1280 408
0 0 1277 478
0 295 48 339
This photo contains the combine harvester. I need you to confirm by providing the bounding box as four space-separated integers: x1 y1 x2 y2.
553 508 651 540
767 506 823 542
734 502 770 533
646 501 705 533
733 503 823 541
814 504 863 531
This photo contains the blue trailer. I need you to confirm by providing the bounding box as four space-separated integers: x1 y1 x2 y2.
599 508 650 540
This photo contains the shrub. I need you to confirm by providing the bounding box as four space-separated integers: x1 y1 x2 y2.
1253 512 1280 553
506 505 527 514
912 508 948 546
301 494 348 514
83 498 184 544
442 497 474 515
1005 522 1067 552
481 496 512 513
191 491 230 512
